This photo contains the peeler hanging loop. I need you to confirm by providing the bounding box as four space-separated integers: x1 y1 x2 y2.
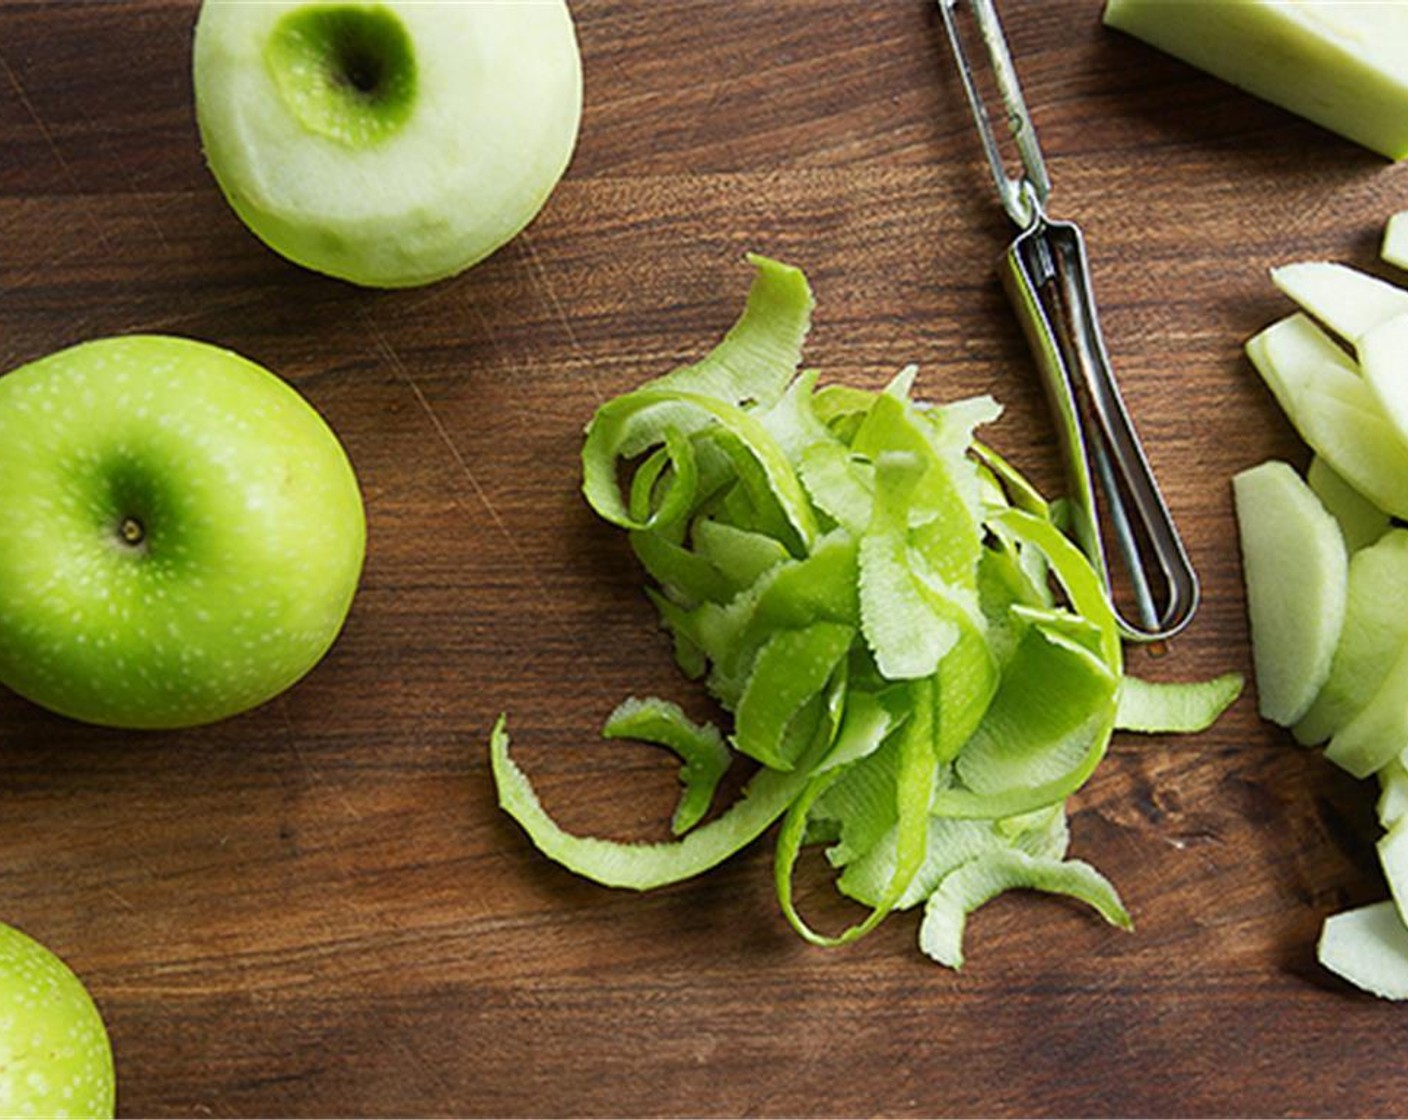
939 0 1199 643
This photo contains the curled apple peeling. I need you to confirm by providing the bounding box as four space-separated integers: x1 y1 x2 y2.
492 256 1240 968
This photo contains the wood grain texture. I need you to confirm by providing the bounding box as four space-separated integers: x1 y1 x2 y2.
1 1 1407 1115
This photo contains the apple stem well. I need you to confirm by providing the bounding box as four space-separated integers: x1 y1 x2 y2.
265 5 417 149
117 516 145 548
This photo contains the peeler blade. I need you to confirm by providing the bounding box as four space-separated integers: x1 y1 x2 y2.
939 0 1199 643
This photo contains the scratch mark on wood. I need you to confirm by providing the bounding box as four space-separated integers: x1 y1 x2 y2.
0 48 112 253
361 310 553 604
517 229 606 404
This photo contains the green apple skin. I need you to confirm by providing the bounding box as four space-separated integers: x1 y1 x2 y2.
0 335 366 730
0 922 114 1118
193 0 582 288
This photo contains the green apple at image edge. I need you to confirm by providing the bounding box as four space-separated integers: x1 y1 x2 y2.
0 335 365 730
0 921 114 1118
193 0 582 288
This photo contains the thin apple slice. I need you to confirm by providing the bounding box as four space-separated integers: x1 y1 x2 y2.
1325 639 1408 777
1246 316 1408 518
1319 901 1408 1000
1306 456 1390 553
1246 312 1358 408
1380 754 1408 829
1243 316 1408 516
1380 814 1408 926
1295 530 1408 746
1272 262 1408 345
1233 461 1348 727
1358 312 1408 445
1384 211 1408 273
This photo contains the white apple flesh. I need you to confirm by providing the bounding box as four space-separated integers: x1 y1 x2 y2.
1232 460 1347 727
1319 901 1408 1000
1325 640 1408 778
1306 456 1388 554
1295 530 1408 747
1384 211 1408 272
1357 312 1408 447
1271 262 1408 344
1103 0 1408 160
1245 314 1408 519
1381 755 1408 829
0 335 366 729
194 0 582 288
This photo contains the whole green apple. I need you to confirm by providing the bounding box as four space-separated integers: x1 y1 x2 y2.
0 335 365 729
193 0 583 288
0 921 114 1118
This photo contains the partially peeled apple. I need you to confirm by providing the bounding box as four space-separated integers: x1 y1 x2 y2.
193 0 583 288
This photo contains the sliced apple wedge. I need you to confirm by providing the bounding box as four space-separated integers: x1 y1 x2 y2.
1272 262 1408 344
1319 901 1408 1000
1358 312 1408 445
1233 461 1348 727
1326 639 1408 778
1380 755 1408 829
1246 312 1358 411
1380 814 1408 923
1307 456 1390 553
1384 212 1408 272
1295 530 1408 746
1246 316 1408 519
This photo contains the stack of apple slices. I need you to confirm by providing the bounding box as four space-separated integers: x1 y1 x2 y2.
1236 213 1408 998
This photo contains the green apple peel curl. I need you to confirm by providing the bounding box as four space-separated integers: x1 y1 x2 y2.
493 257 1241 967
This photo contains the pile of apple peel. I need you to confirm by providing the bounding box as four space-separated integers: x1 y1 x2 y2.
1237 213 1408 998
493 255 1240 967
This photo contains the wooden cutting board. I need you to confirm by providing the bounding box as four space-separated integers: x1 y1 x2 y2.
2 1 1405 1115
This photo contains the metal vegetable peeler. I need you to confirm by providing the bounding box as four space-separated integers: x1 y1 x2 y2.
938 0 1198 643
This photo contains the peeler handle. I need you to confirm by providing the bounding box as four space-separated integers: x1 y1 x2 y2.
1001 215 1199 643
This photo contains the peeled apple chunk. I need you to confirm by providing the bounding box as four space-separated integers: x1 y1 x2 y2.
1306 456 1388 555
1271 262 1408 345
1383 211 1408 272
1233 460 1347 727
193 0 582 287
1319 901 1408 1000
1245 314 1408 520
1294 530 1408 748
1102 0 1408 160
1357 312 1408 446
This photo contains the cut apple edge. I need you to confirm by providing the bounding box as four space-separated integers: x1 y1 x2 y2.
1319 900 1408 1000
1271 260 1408 345
1233 460 1348 727
1358 311 1408 448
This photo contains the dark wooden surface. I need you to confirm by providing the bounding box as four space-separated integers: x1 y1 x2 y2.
1 1 1406 1116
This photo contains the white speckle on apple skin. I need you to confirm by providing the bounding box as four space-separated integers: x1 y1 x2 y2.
0 924 113 1118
